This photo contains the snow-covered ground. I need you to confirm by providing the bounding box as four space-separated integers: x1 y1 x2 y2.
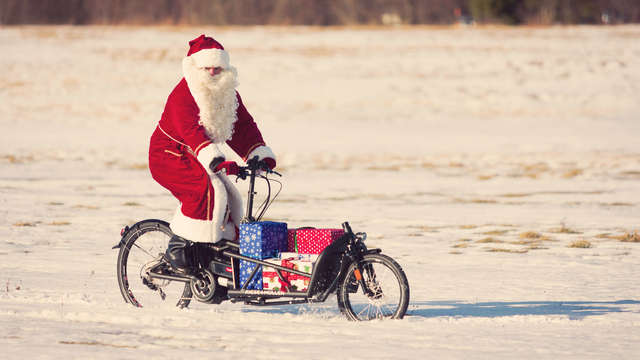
1 25 640 358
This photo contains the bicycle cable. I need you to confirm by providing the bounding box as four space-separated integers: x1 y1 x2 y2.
256 173 283 221
255 174 271 220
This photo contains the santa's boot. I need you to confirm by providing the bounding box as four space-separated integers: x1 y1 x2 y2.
165 235 193 274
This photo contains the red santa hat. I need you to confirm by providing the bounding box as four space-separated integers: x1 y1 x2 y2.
184 34 231 69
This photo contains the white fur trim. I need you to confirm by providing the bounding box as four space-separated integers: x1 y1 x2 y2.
246 145 275 162
219 173 244 226
169 173 243 243
189 48 230 69
197 143 224 174
209 173 228 242
169 207 215 242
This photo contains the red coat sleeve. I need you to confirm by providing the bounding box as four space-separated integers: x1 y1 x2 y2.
163 81 212 155
227 92 267 160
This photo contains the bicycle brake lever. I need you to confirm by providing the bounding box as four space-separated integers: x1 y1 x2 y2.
235 169 248 182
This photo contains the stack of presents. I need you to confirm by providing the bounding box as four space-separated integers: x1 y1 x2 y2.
239 222 344 292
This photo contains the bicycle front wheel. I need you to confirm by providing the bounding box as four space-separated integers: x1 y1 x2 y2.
336 253 409 321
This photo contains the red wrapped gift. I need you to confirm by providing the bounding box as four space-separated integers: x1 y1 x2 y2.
287 229 297 252
262 257 313 292
262 271 286 292
287 273 311 292
295 228 344 255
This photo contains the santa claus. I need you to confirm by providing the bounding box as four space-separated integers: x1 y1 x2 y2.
148 35 275 273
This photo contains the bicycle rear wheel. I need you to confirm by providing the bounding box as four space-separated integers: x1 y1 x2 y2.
116 220 191 308
336 253 409 320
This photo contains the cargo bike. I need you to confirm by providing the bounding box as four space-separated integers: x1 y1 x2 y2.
114 158 410 320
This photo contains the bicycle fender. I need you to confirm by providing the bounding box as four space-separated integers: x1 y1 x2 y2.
112 225 130 249
112 219 171 249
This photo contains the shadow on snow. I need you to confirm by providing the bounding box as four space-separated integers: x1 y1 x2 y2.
407 300 640 320
237 299 640 320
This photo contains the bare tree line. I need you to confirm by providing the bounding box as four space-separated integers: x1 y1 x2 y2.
1 0 638 25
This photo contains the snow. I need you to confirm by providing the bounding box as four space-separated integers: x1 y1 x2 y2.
1 25 640 358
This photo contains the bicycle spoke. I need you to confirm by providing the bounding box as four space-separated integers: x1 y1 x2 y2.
117 221 191 309
356 303 370 318
132 241 156 259
338 254 409 321
382 303 395 316
375 305 383 319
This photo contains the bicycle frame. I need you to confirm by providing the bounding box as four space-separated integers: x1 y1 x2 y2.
140 158 381 306
201 222 380 305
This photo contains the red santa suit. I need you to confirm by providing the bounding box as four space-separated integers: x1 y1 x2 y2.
149 35 275 243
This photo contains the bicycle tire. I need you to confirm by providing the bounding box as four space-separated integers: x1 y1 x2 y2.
116 219 191 308
336 253 410 321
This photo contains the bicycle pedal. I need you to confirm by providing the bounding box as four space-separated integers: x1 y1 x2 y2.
142 277 159 291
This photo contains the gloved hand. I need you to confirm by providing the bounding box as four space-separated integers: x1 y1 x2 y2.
246 145 276 171
213 160 239 176
261 157 276 170
197 144 225 175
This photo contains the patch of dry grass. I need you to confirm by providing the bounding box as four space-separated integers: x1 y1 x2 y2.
449 250 463 255
499 193 530 198
407 225 443 232
48 221 71 226
73 205 100 210
122 201 142 207
510 239 542 246
276 197 307 203
482 230 509 236
485 248 528 254
59 340 137 349
1 154 35 164
476 174 496 181
454 198 498 204
512 162 550 179
124 163 148 170
365 164 404 171
562 169 583 178
568 240 592 248
519 231 542 239
415 162 435 170
471 199 498 204
476 237 504 243
459 225 478 230
619 170 640 178
3 80 27 88
619 231 640 243
601 202 633 207
548 225 581 234
13 221 38 227
596 232 640 242
452 243 469 248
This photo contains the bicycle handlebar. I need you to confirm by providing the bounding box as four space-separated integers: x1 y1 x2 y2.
236 156 281 180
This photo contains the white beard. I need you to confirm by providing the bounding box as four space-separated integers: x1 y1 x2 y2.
183 58 239 143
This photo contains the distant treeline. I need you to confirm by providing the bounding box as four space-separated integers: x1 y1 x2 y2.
1 0 638 25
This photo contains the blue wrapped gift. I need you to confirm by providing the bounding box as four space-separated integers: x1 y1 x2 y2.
239 221 288 290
